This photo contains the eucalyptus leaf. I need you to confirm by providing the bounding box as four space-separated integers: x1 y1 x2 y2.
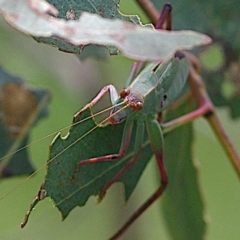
0 0 211 61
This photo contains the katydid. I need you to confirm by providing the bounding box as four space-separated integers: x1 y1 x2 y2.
18 3 238 239
19 4 192 237
73 54 189 239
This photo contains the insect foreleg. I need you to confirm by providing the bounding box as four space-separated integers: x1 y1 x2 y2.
75 84 119 118
73 118 134 180
98 119 145 201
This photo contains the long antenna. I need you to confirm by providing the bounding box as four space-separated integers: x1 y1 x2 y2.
0 101 128 202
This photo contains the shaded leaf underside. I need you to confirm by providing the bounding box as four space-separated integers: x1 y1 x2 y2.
36 0 141 54
0 0 211 61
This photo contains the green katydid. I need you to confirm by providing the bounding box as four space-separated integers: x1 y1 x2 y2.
19 53 190 233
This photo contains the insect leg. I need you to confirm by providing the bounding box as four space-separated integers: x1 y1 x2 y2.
124 2 173 89
136 1 172 28
98 120 145 201
162 62 240 177
155 2 172 30
125 62 145 88
75 84 119 118
73 118 134 180
109 117 167 240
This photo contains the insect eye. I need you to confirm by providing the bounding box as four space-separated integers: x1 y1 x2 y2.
120 89 129 98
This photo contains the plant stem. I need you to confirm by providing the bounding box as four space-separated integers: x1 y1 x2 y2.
135 0 159 24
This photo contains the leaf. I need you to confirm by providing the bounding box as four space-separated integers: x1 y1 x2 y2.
0 0 211 61
0 66 50 178
41 107 152 218
161 97 206 240
34 0 140 55
22 55 191 226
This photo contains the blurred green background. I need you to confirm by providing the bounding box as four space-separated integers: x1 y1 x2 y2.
0 1 240 240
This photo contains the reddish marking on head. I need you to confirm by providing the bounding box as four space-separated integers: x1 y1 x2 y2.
120 89 129 98
109 88 144 124
120 88 144 111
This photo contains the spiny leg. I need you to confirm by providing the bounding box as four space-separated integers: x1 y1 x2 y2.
109 117 167 240
124 62 144 88
98 120 145 200
73 118 134 180
108 6 173 237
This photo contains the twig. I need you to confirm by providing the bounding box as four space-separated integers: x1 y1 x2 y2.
135 0 159 24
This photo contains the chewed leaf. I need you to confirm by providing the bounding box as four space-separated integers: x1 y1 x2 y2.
0 0 211 61
33 0 140 55
0 66 50 178
41 107 152 219
21 56 191 226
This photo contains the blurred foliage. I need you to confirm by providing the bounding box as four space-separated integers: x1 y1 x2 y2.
0 66 50 178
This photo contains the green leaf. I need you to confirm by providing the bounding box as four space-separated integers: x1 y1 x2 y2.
0 0 211 61
0 66 50 178
42 107 152 218
21 55 191 227
161 98 206 240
